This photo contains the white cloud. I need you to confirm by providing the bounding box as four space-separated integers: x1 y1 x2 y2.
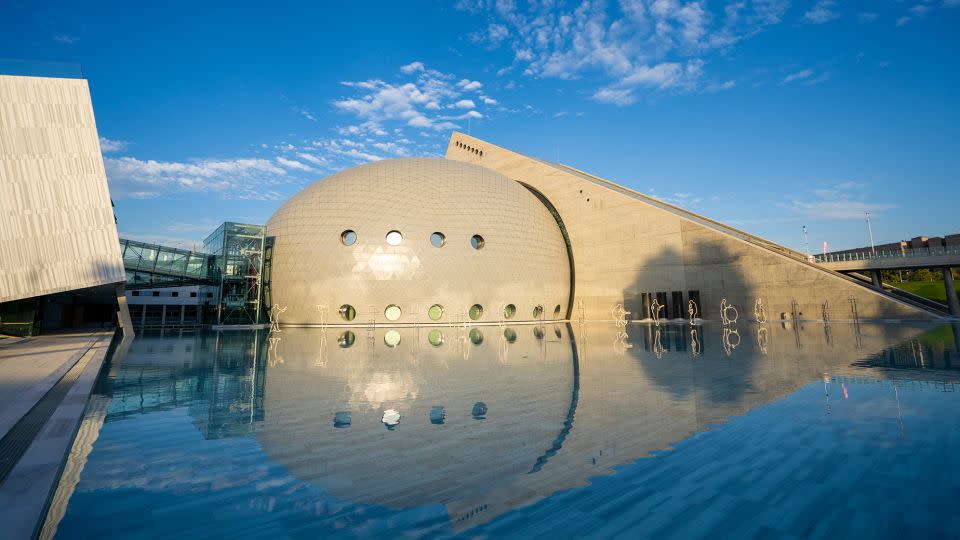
332 62 498 134
276 157 313 171
53 34 77 44
780 69 813 85
784 181 897 220
99 137 128 153
460 0 789 102
400 61 425 74
896 16 912 26
295 152 328 166
857 12 878 23
458 79 483 91
104 156 292 200
803 1 839 24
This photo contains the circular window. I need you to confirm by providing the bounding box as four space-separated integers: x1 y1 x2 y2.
340 230 357 246
503 328 517 343
534 326 545 340
386 230 402 246
428 304 444 321
384 330 401 348
533 305 544 319
384 304 402 321
430 232 446 248
470 235 485 250
553 304 562 318
469 304 484 321
428 329 444 347
469 328 484 345
339 304 356 321
338 331 356 348
503 304 516 319
472 402 488 419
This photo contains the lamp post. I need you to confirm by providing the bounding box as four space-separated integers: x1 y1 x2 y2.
802 225 810 257
865 211 876 256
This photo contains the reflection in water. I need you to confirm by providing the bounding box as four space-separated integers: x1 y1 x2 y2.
48 322 960 539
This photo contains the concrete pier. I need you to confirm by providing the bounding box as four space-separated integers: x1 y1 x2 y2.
944 267 960 317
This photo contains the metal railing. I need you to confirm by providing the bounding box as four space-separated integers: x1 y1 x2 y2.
815 246 960 264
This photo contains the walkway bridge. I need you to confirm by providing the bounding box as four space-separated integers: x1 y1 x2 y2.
120 238 218 289
814 247 960 317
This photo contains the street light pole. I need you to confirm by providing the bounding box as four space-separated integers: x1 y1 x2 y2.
802 225 810 257
865 211 876 256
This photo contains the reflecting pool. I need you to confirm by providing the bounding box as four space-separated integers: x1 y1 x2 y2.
45 322 960 539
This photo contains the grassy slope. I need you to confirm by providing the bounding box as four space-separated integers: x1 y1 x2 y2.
890 280 957 304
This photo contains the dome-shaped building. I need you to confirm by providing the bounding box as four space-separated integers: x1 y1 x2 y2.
265 158 572 325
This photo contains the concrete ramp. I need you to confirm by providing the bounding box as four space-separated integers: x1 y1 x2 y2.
445 132 941 322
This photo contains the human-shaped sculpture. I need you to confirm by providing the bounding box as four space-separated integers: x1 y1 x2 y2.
649 299 664 326
652 328 666 359
720 299 738 326
612 303 631 328
690 327 701 356
687 299 699 324
754 298 767 324
269 304 288 333
723 327 740 356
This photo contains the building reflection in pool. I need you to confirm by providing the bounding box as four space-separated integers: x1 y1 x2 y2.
49 321 960 536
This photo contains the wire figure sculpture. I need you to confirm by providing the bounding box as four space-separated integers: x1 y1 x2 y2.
756 326 768 355
720 299 738 325
690 327 701 356
315 304 328 330
612 303 631 328
649 298 664 326
269 304 287 333
754 298 767 324
652 328 667 359
614 329 632 355
687 299 699 325
723 327 740 356
268 336 282 367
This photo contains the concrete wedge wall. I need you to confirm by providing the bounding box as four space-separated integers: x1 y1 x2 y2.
445 132 938 322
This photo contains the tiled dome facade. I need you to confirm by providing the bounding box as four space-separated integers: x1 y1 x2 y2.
265 158 571 325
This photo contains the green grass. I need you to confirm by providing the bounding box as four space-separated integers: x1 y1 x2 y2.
890 280 958 304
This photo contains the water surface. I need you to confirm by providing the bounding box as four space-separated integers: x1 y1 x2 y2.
46 321 960 538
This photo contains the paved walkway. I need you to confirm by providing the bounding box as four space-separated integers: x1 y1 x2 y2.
0 332 106 441
0 330 117 539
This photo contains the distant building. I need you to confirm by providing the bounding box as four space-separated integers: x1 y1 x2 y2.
826 233 960 258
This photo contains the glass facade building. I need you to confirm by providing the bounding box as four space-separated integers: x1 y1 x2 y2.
203 222 267 325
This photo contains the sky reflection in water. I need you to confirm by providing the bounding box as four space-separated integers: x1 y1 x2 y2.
48 321 960 539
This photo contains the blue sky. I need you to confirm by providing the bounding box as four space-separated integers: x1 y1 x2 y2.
2 0 957 251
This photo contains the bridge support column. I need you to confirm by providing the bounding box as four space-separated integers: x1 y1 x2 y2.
944 267 960 317
870 270 882 288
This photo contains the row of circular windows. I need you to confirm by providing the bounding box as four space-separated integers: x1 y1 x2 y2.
338 303 563 322
341 230 485 249
340 229 485 249
338 325 563 348
454 140 483 156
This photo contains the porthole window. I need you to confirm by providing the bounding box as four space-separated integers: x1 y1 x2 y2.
430 232 446 248
384 330 401 348
384 304 402 321
341 230 357 246
503 304 516 319
338 331 356 348
386 230 403 246
553 304 562 318
503 328 517 343
469 328 484 345
428 304 444 321
339 304 356 321
533 305 544 319
428 329 444 347
470 235 485 250
469 304 484 320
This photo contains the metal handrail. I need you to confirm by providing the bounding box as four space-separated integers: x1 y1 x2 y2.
815 246 960 263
